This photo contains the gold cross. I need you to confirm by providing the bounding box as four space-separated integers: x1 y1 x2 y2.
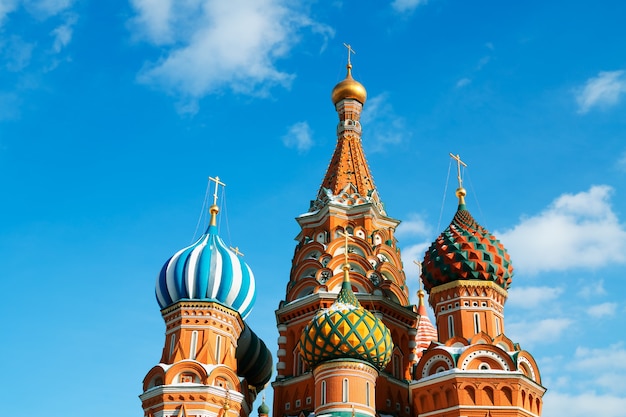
449 153 467 188
343 43 356 65
338 230 354 267
230 246 244 257
209 176 226 206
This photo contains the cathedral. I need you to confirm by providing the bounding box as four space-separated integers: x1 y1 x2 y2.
139 54 546 417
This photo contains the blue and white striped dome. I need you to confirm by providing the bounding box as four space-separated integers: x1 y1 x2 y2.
155 223 256 319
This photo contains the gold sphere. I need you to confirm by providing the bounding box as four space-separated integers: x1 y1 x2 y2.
455 187 467 199
331 64 367 105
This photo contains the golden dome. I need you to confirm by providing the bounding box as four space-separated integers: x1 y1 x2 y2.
331 64 367 105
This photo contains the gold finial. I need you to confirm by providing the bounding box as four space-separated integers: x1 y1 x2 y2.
449 153 467 205
230 246 244 257
222 389 231 412
413 260 426 306
208 176 226 226
343 43 356 67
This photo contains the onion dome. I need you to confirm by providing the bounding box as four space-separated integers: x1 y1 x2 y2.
331 64 367 105
415 287 437 357
257 398 270 416
421 187 513 292
299 264 393 370
236 324 273 388
155 204 256 319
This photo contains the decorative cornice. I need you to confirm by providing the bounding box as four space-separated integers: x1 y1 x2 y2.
429 279 509 299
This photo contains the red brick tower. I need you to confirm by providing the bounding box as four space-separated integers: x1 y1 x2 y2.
411 156 546 416
141 181 273 417
272 48 422 417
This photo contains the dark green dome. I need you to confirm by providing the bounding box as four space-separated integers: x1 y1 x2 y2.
257 400 270 415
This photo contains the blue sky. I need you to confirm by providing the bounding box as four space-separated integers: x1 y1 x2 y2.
2 0 626 416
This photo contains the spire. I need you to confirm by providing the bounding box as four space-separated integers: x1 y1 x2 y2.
313 46 382 213
413 260 438 356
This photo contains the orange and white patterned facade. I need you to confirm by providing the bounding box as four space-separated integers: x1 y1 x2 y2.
140 53 546 417
140 202 273 417
271 57 545 417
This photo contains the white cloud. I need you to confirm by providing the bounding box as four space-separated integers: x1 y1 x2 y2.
0 0 17 27
282 121 313 153
396 214 431 238
398 213 433 301
2 35 35 71
456 78 471 88
588 302 617 318
50 13 77 53
129 0 333 109
128 0 173 44
24 0 72 17
576 70 626 114
574 344 626 371
506 286 563 309
506 317 572 346
391 0 427 13
578 278 607 298
361 93 407 152
543 391 626 417
497 185 626 275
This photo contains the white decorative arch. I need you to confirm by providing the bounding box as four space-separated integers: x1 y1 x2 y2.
460 350 510 371
421 354 454 377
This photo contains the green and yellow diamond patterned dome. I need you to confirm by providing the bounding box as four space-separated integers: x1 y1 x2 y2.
299 265 393 370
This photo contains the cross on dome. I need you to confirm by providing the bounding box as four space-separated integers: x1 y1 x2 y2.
338 230 354 269
208 175 226 226
449 153 468 205
209 175 226 206
343 42 356 65
449 153 467 189
230 246 245 257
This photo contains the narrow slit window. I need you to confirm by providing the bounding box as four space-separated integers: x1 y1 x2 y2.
474 313 481 334
190 331 198 360
448 315 455 338
215 334 222 363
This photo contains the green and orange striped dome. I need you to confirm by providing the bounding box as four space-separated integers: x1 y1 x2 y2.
421 188 513 292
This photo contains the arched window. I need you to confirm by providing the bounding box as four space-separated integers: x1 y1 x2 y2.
342 378 349 402
495 317 502 335
366 382 370 406
474 313 481 334
321 381 327 405
293 347 305 376
190 331 198 360
393 354 402 378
